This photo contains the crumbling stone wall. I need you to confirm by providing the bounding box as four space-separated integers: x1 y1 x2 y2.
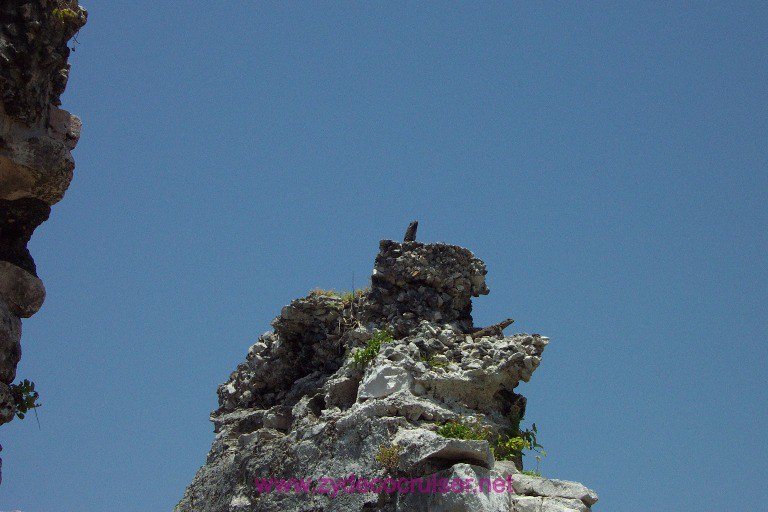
363 240 489 336
0 0 86 425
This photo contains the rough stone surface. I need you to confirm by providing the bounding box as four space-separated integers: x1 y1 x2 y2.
393 428 494 474
396 464 512 512
0 383 13 424
0 261 45 317
511 474 599 506
176 238 598 511
510 495 591 512
0 1 87 124
363 240 490 336
0 0 86 433
0 0 86 205
0 299 22 385
357 364 411 400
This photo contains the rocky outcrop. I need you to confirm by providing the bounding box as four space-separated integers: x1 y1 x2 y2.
177 238 598 511
0 0 87 426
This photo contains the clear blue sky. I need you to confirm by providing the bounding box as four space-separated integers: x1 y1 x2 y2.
2 2 766 510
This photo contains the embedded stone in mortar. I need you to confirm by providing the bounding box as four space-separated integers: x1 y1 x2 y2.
363 240 490 335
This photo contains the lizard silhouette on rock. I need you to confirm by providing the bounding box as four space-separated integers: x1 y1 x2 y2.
468 318 515 339
403 221 418 242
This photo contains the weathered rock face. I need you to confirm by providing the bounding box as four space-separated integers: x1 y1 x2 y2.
0 0 86 427
177 238 598 511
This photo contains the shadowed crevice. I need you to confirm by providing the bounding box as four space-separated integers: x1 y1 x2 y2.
0 197 51 276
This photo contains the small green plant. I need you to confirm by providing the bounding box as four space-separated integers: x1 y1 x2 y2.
351 329 393 367
520 423 546 457
52 1 83 22
421 355 449 368
310 288 367 302
437 416 493 441
339 288 368 304
375 444 401 472
437 415 547 472
492 434 526 460
521 455 543 477
493 421 546 462
9 379 40 420
51 1 85 52
310 288 341 298
53 7 78 21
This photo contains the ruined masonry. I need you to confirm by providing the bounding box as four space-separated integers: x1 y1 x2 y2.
0 1 87 425
177 238 599 511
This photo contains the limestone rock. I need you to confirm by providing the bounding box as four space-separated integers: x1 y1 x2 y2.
393 429 494 474
1 0 87 205
358 365 411 400
0 300 22 385
0 0 86 427
511 474 599 506
176 238 598 511
0 261 46 317
398 463 598 512
510 496 591 512
396 464 512 512
0 1 87 124
0 383 14 424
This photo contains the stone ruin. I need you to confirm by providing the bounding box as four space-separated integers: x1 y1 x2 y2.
177 236 599 511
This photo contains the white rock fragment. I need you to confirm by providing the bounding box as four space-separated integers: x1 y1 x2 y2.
357 365 411 400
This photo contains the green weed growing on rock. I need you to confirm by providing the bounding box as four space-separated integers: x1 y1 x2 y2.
309 288 341 298
310 288 367 301
351 329 393 368
437 416 493 441
9 379 40 420
52 1 84 23
437 415 546 467
421 355 449 368
375 444 401 472
521 455 543 477
340 288 368 304
492 435 526 460
493 422 546 463
310 288 368 311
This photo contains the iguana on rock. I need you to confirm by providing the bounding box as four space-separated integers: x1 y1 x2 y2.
468 318 515 339
403 221 418 242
